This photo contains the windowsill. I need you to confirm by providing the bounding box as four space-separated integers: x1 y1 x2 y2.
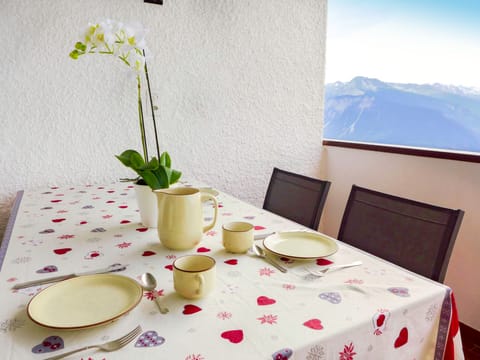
322 139 480 164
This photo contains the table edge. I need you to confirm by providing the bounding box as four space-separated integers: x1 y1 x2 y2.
0 190 24 270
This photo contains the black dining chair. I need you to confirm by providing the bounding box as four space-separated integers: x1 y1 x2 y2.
262 167 331 230
338 184 464 282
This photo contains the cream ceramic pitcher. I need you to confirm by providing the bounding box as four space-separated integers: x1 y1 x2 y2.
154 187 218 250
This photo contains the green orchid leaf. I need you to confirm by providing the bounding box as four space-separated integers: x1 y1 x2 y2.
159 152 171 168
159 152 166 166
170 169 182 184
116 150 149 178
152 166 169 189
115 153 132 167
163 166 172 182
144 157 159 170
137 170 162 189
116 149 145 168
129 151 145 169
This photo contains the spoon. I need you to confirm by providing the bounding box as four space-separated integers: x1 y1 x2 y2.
139 272 169 314
252 244 287 273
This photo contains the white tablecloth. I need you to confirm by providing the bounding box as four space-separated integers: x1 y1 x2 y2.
0 182 463 359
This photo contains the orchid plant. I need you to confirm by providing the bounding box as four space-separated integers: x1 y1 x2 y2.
69 19 181 189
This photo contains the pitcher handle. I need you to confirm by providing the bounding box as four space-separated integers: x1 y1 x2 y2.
201 193 218 233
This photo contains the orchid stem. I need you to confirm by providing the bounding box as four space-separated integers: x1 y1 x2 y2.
137 75 148 162
143 51 161 160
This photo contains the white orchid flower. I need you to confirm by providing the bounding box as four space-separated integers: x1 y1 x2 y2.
123 23 148 50
71 19 147 73
129 50 146 72
98 20 117 46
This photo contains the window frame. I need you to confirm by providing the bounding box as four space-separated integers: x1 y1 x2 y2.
322 139 480 164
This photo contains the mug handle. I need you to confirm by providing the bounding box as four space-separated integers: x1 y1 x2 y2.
195 273 204 295
201 193 218 233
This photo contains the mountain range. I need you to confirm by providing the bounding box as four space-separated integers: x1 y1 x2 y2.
324 77 480 152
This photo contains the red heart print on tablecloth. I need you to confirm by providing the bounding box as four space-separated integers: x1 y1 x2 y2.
136 227 148 232
272 348 293 360
142 251 156 257
183 304 202 315
197 247 210 253
120 220 131 224
36 265 58 273
84 251 103 260
394 327 408 348
316 258 333 266
31 335 64 354
254 225 266 230
164 264 173 271
224 259 238 265
50 200 62 203
377 314 386 327
303 319 323 330
51 218 66 223
134 330 165 347
118 205 128 209
257 296 276 306
221 330 244 344
53 248 72 255
372 309 391 335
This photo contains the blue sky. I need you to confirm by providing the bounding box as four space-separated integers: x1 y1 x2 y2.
326 0 480 87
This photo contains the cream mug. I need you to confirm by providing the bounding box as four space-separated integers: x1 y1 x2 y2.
222 221 254 253
173 255 216 299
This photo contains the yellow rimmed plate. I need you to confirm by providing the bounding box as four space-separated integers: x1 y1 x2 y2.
27 274 143 330
263 231 338 259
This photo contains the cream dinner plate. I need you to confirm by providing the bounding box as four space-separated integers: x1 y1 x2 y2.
27 274 143 330
263 231 338 259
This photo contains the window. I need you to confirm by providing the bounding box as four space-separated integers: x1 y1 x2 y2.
324 1 480 154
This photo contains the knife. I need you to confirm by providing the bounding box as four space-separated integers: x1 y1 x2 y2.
11 263 128 290
254 232 275 241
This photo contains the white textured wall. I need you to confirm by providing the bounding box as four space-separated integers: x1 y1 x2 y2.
319 145 480 330
0 0 327 240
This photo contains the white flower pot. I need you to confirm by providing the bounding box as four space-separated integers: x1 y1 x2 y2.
134 182 158 228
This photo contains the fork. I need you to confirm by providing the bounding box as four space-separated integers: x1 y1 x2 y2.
306 261 362 277
44 325 142 360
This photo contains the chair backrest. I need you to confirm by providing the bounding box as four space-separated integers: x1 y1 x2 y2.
338 185 464 282
263 167 331 230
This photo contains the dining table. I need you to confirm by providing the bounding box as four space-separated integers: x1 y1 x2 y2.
0 181 464 359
